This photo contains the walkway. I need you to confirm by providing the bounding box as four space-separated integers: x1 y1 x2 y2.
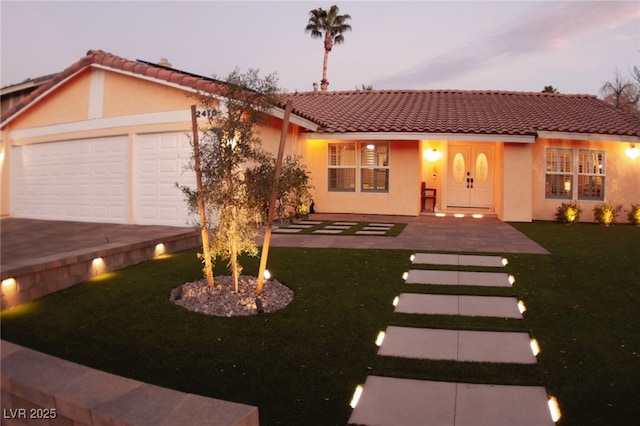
348 252 558 425
269 213 549 253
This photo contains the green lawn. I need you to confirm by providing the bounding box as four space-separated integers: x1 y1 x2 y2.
1 222 639 425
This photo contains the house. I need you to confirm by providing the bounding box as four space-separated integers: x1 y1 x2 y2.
1 73 56 118
1 50 639 226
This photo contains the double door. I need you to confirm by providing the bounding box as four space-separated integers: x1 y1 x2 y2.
447 144 493 208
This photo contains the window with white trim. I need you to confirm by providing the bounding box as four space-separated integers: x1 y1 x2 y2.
361 143 389 192
577 149 605 200
545 148 573 199
328 143 356 191
544 148 606 201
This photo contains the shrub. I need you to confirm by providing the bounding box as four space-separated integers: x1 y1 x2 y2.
555 201 582 224
593 202 622 226
627 203 640 225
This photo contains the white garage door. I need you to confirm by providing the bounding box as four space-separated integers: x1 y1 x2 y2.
134 133 197 227
10 137 128 223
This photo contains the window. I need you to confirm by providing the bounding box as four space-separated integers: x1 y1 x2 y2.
545 148 573 199
578 150 605 200
327 142 390 193
328 143 356 191
361 143 389 192
544 148 606 201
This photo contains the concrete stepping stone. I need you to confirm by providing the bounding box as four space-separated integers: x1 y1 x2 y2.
333 221 358 226
377 326 536 363
297 220 322 225
324 225 351 230
369 223 394 227
394 293 522 318
312 229 343 234
273 228 302 233
286 224 314 229
406 270 512 287
348 376 554 426
412 253 506 267
355 230 387 235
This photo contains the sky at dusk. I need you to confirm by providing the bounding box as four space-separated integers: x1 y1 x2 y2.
1 0 639 96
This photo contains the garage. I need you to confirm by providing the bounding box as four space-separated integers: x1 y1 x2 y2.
10 136 129 224
134 132 197 227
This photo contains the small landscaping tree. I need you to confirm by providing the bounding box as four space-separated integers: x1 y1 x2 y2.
180 69 279 292
246 155 313 223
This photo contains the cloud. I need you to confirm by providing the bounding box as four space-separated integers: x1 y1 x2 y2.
374 1 640 89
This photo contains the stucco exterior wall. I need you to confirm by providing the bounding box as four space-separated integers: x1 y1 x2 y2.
493 143 505 220
7 69 92 129
420 140 445 211
532 138 640 222
300 139 421 216
501 143 533 222
102 71 195 117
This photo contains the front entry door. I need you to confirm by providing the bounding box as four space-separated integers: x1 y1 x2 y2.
447 144 494 208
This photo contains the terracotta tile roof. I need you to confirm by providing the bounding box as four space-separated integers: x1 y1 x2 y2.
283 90 640 137
3 50 640 139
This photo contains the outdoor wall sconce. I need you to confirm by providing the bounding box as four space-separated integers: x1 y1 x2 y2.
626 144 639 159
424 148 442 162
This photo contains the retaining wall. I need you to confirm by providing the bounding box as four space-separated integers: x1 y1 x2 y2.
1 340 259 426
1 231 200 311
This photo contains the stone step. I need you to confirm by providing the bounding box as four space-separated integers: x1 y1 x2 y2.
412 253 506 267
394 293 522 318
377 326 537 363
406 270 513 287
348 376 554 426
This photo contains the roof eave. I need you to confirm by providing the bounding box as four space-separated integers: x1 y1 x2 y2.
299 131 536 143
537 131 640 143
269 106 319 131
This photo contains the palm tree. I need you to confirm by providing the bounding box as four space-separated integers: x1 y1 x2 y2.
305 5 352 92
542 85 559 93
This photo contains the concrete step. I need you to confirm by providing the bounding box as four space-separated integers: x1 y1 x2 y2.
394 293 523 318
348 376 554 426
377 326 537 364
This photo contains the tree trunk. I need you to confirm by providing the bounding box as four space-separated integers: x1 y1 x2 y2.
190 105 214 287
230 209 239 293
321 49 330 92
257 101 292 294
